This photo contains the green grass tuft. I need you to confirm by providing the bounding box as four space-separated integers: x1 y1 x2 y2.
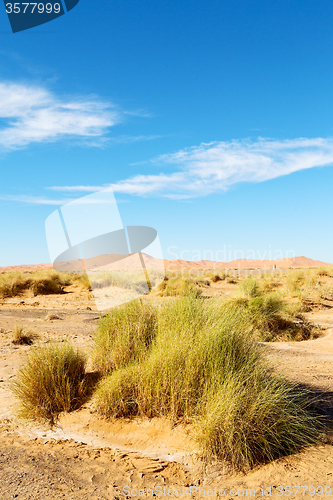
92 299 157 375
0 270 72 298
93 296 323 470
157 277 202 297
11 342 87 424
237 277 261 299
12 325 36 345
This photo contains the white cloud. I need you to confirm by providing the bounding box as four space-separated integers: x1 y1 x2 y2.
48 137 333 199
0 195 72 205
0 194 128 205
109 134 163 144
0 82 121 149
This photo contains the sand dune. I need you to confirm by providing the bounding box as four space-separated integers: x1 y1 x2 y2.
0 254 330 273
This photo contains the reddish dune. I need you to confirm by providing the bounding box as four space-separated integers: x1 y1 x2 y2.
0 255 330 273
0 263 52 273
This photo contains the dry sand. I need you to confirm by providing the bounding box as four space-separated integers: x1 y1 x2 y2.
1 281 333 498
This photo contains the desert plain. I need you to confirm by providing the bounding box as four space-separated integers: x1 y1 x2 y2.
1 256 333 499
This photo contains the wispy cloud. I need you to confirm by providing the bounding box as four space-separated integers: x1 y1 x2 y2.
0 194 125 205
109 134 163 144
0 195 72 205
48 137 333 199
0 82 122 150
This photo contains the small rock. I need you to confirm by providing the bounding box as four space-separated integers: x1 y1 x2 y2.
45 313 62 321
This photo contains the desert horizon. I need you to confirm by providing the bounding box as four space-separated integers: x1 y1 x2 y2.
0 254 331 274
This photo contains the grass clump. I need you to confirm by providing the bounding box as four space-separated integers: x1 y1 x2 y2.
157 276 202 297
260 273 281 292
72 273 92 290
208 270 226 282
0 270 71 298
88 270 154 295
0 272 31 298
92 299 157 375
196 374 321 467
315 266 333 277
12 325 36 345
285 270 305 295
238 277 261 299
233 277 320 341
94 297 323 470
11 342 87 424
226 276 237 284
29 270 71 296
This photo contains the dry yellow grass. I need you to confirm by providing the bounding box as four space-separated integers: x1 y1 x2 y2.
11 342 87 424
93 297 324 470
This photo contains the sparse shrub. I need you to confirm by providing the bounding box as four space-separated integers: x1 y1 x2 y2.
11 342 87 424
286 270 305 295
209 270 226 282
0 270 71 298
196 374 321 467
73 273 92 290
92 299 157 375
316 267 331 277
12 325 36 345
0 272 31 298
30 270 70 296
89 270 150 295
231 286 319 341
194 277 210 286
260 274 280 292
304 272 321 290
237 277 261 299
157 277 202 297
94 297 323 470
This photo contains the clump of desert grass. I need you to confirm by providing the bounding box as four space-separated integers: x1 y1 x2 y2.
0 270 72 298
92 299 157 375
315 266 333 278
12 325 36 345
207 270 227 282
259 273 281 292
11 342 87 424
237 276 261 299
30 270 72 296
157 276 202 297
285 270 305 295
72 272 92 290
93 297 323 470
0 272 30 298
226 276 238 284
275 267 333 311
88 269 165 295
231 277 321 341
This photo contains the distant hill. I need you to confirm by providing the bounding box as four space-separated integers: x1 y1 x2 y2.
163 255 330 270
0 255 330 273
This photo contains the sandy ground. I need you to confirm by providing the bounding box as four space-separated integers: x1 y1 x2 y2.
1 285 333 498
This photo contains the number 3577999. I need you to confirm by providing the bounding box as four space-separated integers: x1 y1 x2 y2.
5 3 61 14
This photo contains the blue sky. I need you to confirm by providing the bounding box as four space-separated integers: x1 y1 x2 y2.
1 0 333 265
